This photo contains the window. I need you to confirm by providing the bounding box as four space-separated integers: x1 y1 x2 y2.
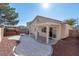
42 27 46 33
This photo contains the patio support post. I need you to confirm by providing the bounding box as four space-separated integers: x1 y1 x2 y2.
35 26 38 40
46 26 49 44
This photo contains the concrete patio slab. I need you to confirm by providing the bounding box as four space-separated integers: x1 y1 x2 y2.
14 35 52 56
7 35 21 40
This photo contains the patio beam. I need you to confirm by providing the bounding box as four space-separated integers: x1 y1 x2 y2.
37 22 60 26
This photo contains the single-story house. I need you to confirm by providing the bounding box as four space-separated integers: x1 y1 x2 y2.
27 16 72 44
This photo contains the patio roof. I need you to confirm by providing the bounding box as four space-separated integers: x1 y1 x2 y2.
28 15 65 26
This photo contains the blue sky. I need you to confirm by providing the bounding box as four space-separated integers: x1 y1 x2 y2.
10 3 79 26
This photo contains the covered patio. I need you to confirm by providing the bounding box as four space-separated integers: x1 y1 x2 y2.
30 22 62 45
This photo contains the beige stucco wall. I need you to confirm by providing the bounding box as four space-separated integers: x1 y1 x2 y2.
37 25 62 40
56 25 62 40
29 19 37 35
29 16 60 35
28 16 72 40
29 23 72 40
61 24 72 39
38 27 46 37
0 28 4 42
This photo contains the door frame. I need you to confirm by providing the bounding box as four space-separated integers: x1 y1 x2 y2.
49 26 57 40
